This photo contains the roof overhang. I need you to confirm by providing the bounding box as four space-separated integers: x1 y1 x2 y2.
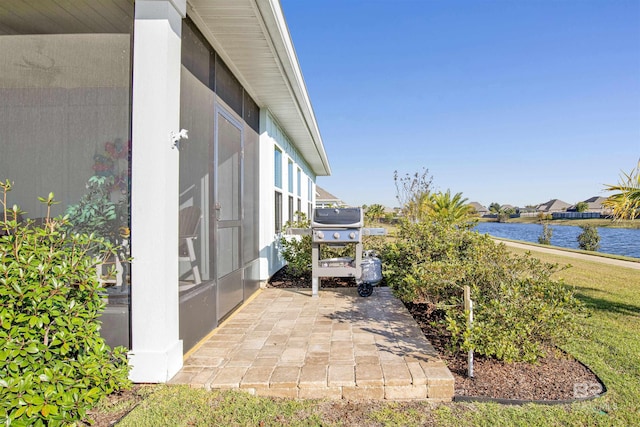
187 0 331 176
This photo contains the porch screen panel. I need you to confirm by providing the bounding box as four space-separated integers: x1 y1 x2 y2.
215 59 242 117
0 1 134 349
181 18 213 90
178 18 218 351
243 128 259 263
179 19 215 285
179 68 214 283
216 113 242 279
243 91 260 133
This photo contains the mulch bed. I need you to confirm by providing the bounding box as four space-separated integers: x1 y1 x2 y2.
268 266 603 402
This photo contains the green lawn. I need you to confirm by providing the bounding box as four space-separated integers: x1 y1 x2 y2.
485 216 640 229
435 247 640 426
108 246 640 426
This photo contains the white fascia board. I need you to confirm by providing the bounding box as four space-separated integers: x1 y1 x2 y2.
187 0 331 177
254 0 331 176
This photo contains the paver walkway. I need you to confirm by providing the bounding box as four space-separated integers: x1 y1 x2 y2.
169 287 454 400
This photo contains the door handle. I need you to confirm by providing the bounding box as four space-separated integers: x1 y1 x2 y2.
214 202 221 220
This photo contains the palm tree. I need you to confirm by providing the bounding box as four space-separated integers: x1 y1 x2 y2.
402 190 430 223
489 202 502 213
603 160 640 220
365 204 385 225
423 189 474 225
574 201 589 213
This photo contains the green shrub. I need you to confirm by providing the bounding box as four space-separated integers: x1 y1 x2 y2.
575 201 589 212
381 220 582 362
538 222 553 244
279 212 312 277
497 211 510 223
279 212 355 277
577 225 600 251
0 182 131 426
381 221 476 304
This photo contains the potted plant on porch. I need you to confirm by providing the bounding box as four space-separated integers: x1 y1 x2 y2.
65 138 130 296
65 175 130 295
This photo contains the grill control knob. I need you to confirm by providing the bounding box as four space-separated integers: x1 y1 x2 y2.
317 231 324 240
349 232 356 239
333 232 340 239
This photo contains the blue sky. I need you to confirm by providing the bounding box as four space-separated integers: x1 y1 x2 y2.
280 0 640 209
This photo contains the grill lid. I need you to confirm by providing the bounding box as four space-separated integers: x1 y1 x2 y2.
312 207 363 228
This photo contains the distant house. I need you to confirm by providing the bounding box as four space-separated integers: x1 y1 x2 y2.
518 206 538 214
316 186 345 208
468 202 490 216
566 196 611 216
582 196 610 214
385 206 403 215
537 199 571 213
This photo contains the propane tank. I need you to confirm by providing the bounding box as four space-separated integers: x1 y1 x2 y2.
358 250 383 297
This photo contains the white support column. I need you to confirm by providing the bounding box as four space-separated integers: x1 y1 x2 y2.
129 0 186 383
258 109 275 280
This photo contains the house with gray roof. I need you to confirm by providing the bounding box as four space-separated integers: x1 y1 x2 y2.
568 196 611 216
468 202 490 216
537 199 572 213
583 196 609 213
316 186 345 208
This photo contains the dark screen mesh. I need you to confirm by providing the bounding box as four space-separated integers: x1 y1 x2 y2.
0 0 134 35
215 59 243 116
243 91 260 133
181 20 213 90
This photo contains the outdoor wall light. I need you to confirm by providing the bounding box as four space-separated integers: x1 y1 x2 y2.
170 129 189 149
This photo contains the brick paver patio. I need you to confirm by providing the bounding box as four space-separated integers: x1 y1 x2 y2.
169 287 454 400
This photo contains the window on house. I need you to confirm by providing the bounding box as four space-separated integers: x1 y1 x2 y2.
287 160 294 193
288 196 294 223
274 191 282 233
297 168 301 197
274 148 282 189
297 198 301 216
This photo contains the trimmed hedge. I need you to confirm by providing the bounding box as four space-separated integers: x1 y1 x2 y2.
381 220 583 362
1 187 130 426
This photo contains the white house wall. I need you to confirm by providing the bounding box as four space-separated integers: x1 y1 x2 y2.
259 110 316 280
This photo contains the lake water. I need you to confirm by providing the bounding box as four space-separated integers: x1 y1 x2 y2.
475 222 640 259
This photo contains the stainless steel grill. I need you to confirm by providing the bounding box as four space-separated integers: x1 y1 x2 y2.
310 207 383 297
312 207 363 244
311 208 363 297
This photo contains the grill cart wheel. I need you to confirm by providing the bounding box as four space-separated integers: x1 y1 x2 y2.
358 283 374 297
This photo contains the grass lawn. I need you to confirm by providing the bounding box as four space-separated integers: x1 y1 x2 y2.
485 216 640 229
436 247 640 426
108 246 640 426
